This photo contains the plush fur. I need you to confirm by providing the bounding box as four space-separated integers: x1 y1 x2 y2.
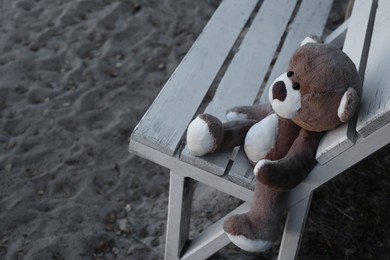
186 37 362 252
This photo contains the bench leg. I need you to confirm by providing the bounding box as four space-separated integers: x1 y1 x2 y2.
164 172 195 260
277 193 313 260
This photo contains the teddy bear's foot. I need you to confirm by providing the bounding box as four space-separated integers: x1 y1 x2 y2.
226 110 248 121
226 233 273 252
186 114 223 156
223 213 274 252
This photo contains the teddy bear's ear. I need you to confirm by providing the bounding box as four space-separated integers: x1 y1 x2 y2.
337 88 359 122
300 35 320 46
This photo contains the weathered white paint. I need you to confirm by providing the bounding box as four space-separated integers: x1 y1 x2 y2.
277 194 313 260
130 138 254 202
227 147 256 190
164 174 195 260
324 19 349 48
203 0 298 120
356 0 390 137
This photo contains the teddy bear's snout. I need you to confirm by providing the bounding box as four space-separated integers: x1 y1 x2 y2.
272 81 287 101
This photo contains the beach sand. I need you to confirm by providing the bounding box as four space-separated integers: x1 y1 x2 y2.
1 0 389 259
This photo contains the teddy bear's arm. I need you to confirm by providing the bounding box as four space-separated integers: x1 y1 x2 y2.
254 129 323 191
226 103 273 122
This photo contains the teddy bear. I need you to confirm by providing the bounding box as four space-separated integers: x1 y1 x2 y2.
186 36 362 252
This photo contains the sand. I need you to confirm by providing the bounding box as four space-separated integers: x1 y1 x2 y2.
0 0 221 258
1 0 389 259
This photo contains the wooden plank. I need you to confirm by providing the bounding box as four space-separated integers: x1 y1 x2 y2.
129 139 254 202
316 0 377 164
277 194 313 260
324 19 349 48
130 0 258 156
226 147 256 190
180 0 299 176
204 0 298 120
230 0 333 186
260 0 333 103
180 149 233 176
356 0 390 137
342 0 376 75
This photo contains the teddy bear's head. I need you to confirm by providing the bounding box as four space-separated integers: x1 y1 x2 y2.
268 38 362 132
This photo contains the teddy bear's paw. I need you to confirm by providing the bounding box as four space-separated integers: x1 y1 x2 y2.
226 234 273 252
223 213 273 252
300 35 320 46
226 110 247 121
254 159 272 177
186 114 223 156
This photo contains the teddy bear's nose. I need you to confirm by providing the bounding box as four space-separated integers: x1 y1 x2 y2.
272 81 287 101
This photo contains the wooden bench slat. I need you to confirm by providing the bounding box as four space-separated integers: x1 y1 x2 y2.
260 0 333 103
324 19 349 48
130 0 258 156
316 0 377 164
356 0 390 138
229 0 333 187
226 147 256 190
180 0 299 176
203 0 299 120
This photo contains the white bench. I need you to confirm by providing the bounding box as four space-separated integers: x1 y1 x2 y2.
129 0 390 258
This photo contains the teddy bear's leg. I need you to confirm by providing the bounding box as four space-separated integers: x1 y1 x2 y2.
223 180 287 252
187 113 256 156
226 103 273 121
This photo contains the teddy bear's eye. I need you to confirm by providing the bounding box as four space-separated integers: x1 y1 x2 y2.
292 82 300 90
287 71 294 77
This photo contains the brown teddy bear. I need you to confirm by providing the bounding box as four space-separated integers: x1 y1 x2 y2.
186 36 362 252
